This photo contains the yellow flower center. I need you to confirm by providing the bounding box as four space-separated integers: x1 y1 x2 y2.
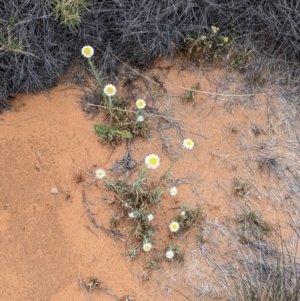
137 100 144 107
171 223 179 230
187 140 192 146
84 47 91 54
107 87 114 94
149 157 157 165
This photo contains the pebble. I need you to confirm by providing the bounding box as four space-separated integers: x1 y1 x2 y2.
127 160 137 169
51 188 58 194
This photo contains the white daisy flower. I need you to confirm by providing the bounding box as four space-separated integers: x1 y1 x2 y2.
165 250 174 259
183 138 194 150
147 214 154 221
137 115 144 122
143 242 152 252
95 168 106 179
145 154 160 169
81 46 94 58
136 99 146 109
169 186 178 196
169 221 180 232
104 84 117 97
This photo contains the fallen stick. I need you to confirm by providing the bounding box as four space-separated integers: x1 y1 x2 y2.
82 190 124 241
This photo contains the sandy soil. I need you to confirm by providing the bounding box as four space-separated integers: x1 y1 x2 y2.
0 58 299 301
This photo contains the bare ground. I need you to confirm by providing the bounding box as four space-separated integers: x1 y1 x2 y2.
1 58 299 301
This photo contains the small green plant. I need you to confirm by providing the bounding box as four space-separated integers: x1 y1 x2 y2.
51 0 89 28
129 116 148 137
161 244 184 262
104 163 161 253
83 275 120 300
126 245 140 261
133 219 155 245
146 255 161 270
128 99 149 137
234 179 250 196
102 92 128 122
173 204 202 232
182 82 200 104
93 124 132 147
0 31 26 54
183 25 230 66
94 139 197 259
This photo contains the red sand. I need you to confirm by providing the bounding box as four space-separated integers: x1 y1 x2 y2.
0 59 294 301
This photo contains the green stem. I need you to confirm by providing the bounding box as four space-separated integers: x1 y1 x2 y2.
108 96 112 109
88 58 104 97
159 149 186 184
107 96 117 120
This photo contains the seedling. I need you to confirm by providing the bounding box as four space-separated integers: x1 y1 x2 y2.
183 82 200 104
146 259 160 270
126 245 140 261
234 179 250 196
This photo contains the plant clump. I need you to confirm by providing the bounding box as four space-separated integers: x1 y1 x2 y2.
80 45 149 147
51 0 89 29
171 204 202 233
181 26 230 67
94 137 202 259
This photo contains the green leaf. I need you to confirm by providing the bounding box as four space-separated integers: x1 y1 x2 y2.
93 124 106 135
120 130 132 139
112 124 119 131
